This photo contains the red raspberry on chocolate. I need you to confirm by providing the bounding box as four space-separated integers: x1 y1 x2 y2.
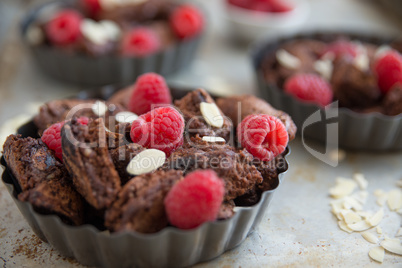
283 73 333 107
321 40 358 59
81 0 101 16
130 107 184 155
121 27 160 57
41 117 88 162
237 114 288 162
374 51 402 94
128 72 172 115
45 9 83 46
164 169 225 229
170 5 203 40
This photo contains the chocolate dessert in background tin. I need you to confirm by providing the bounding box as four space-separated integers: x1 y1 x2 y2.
252 32 402 151
21 0 204 86
1 85 291 268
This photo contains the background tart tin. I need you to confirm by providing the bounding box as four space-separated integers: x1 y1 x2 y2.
251 31 402 151
1 86 289 268
21 0 203 87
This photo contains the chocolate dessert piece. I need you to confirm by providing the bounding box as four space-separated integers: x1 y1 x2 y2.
174 89 233 142
217 201 235 220
61 118 121 210
165 136 264 201
34 99 125 134
107 86 132 109
110 143 145 184
216 95 297 140
3 135 84 225
383 85 402 116
105 170 183 233
331 61 381 109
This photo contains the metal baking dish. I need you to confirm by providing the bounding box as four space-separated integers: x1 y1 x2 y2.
1 86 289 267
251 31 402 151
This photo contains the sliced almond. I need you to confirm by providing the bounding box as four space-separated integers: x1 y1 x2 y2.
115 111 138 123
126 149 166 176
343 196 363 211
351 191 368 205
276 49 301 70
353 44 369 72
347 220 372 232
368 246 384 263
338 221 354 234
367 208 384 227
342 210 362 225
328 149 346 162
362 232 379 244
380 238 402 255
396 228 402 237
374 189 385 197
329 178 357 199
387 189 402 211
377 226 383 234
92 100 108 116
357 211 373 219
374 45 391 59
376 194 388 207
314 59 333 81
200 102 224 128
202 136 225 143
353 173 368 190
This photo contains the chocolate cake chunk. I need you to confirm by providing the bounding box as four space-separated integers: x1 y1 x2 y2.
3 135 84 225
107 86 132 109
110 143 145 184
165 136 264 201
61 118 121 210
34 99 125 134
174 89 233 142
105 170 183 233
216 95 297 140
383 85 402 116
331 60 381 109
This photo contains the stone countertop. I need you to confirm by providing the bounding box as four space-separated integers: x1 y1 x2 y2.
0 0 402 267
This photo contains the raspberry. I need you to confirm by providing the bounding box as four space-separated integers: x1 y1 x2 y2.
41 117 88 162
130 107 184 155
121 27 160 57
228 0 294 13
170 5 203 40
45 9 83 46
321 40 358 59
81 0 101 16
268 0 294 12
128 73 172 115
237 115 288 161
283 73 333 107
164 169 225 229
374 51 402 94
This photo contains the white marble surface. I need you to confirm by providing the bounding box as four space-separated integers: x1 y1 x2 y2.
0 0 402 267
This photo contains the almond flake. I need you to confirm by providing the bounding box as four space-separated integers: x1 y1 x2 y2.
377 226 383 234
200 102 224 128
376 194 388 207
314 59 333 81
126 149 166 176
380 238 402 255
374 45 391 59
343 211 362 224
368 246 384 263
361 232 379 244
351 191 368 205
276 49 301 70
367 208 384 227
202 136 225 143
329 178 357 199
81 19 120 46
328 149 346 162
92 101 108 116
396 228 402 237
338 221 354 233
353 173 368 190
387 189 402 211
353 44 369 72
343 196 363 211
357 211 373 219
115 111 138 123
347 220 372 232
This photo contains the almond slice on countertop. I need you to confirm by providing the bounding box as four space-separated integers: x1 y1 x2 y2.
369 246 385 263
126 149 166 176
338 221 354 234
381 238 402 255
387 189 402 211
377 226 383 234
115 111 138 123
343 196 363 211
200 102 224 128
341 210 362 225
329 178 357 199
356 211 373 220
92 100 109 117
351 191 368 205
202 136 225 143
276 49 301 70
347 220 372 232
367 208 384 227
353 173 368 190
362 232 379 244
